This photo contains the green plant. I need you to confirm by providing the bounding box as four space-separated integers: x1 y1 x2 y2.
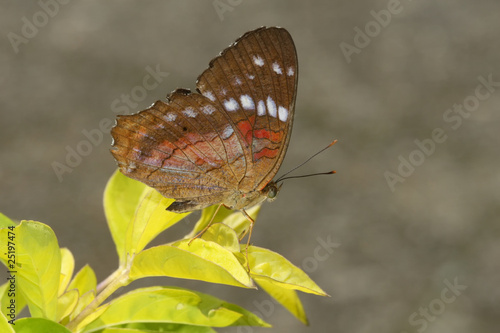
0 170 327 332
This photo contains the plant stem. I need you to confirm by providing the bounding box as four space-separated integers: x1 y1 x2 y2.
96 267 122 294
66 265 131 332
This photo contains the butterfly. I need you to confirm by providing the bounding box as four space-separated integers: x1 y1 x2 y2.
110 27 298 234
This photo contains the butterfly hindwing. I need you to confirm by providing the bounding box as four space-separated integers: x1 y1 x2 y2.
111 90 243 209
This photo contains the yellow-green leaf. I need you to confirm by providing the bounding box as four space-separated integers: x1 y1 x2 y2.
104 170 147 264
200 223 241 253
10 317 71 333
92 322 217 333
248 246 328 296
0 221 61 320
83 286 270 331
174 239 253 287
67 266 98 323
186 205 234 238
125 188 189 256
130 241 254 288
254 276 308 325
70 290 96 321
0 212 16 228
221 205 261 238
76 303 109 332
56 289 79 322
68 265 97 298
0 282 26 321
0 305 15 333
58 248 75 296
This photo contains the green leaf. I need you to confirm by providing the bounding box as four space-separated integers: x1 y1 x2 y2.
130 241 254 288
173 239 249 281
13 317 71 333
56 289 79 322
186 205 234 238
248 246 328 296
0 212 16 228
83 286 270 331
0 221 61 320
0 282 26 321
66 264 97 322
59 248 75 296
70 290 96 321
254 277 308 325
104 170 190 263
91 322 217 333
0 308 15 333
221 205 262 238
104 170 147 264
200 223 241 253
76 303 109 332
125 188 189 256
68 265 97 297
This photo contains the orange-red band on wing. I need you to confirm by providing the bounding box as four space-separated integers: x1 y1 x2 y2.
253 147 279 160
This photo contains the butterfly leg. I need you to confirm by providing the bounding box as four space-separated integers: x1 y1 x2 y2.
188 203 224 245
240 209 255 271
238 222 250 241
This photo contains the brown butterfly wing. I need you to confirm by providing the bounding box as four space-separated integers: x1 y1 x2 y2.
111 27 298 212
111 89 244 211
196 27 298 192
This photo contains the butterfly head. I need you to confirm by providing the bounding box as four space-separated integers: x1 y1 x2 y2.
261 181 282 203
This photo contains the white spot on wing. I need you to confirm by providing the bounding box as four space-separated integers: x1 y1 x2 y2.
287 67 294 76
223 98 239 112
202 105 216 115
126 162 137 173
253 55 264 67
234 77 242 85
273 62 283 75
266 96 277 118
182 108 197 118
247 74 255 80
278 106 288 122
165 113 177 122
240 94 255 110
257 100 266 116
221 124 234 140
220 88 227 96
203 91 216 102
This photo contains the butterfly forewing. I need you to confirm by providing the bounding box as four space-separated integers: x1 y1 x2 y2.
196 27 298 192
111 27 298 212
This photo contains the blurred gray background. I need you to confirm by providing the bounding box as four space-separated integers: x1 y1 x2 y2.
1 1 499 332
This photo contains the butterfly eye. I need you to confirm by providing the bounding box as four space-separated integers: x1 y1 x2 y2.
267 186 278 200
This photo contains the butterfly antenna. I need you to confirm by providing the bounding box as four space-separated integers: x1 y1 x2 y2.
277 170 336 182
276 140 337 183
